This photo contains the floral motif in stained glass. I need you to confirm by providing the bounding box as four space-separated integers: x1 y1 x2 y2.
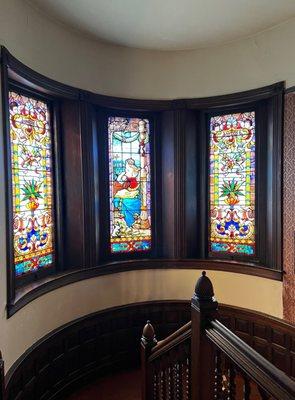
209 112 255 255
9 91 55 276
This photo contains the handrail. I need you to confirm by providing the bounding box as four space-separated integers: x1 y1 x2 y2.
149 321 191 360
206 319 295 400
141 320 191 400
141 271 295 400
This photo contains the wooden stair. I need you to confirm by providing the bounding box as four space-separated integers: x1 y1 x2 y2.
65 369 141 400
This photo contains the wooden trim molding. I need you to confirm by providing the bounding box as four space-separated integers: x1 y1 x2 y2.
5 301 295 400
81 90 172 111
1 47 79 100
186 82 285 109
284 86 295 94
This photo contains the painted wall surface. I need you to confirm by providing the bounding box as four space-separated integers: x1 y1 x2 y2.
0 0 287 372
0 0 295 99
0 269 283 371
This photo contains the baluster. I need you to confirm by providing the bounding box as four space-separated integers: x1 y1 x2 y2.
214 350 223 399
153 371 158 400
220 357 229 400
175 363 180 400
179 361 184 400
243 376 251 400
184 357 190 400
173 362 181 400
165 367 172 400
180 360 187 400
172 364 176 400
159 370 164 400
187 357 191 400
227 364 236 400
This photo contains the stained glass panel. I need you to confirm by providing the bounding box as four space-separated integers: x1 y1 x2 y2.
209 112 255 255
108 117 152 253
9 91 55 276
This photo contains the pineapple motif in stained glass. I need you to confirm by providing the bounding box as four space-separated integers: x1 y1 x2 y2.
9 91 55 276
209 112 255 255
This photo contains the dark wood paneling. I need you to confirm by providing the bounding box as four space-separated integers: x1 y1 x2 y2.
6 302 295 400
219 305 295 378
6 301 190 400
160 111 176 258
60 99 85 270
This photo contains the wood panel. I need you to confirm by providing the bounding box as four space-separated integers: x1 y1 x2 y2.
6 302 295 400
219 305 295 379
6 301 190 400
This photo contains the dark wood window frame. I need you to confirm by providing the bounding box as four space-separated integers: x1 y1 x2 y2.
7 82 63 289
183 86 284 271
1 47 284 318
94 108 162 263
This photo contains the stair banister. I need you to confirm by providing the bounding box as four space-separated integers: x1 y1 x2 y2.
141 271 295 400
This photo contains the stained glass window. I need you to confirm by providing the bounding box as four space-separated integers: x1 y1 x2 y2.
9 91 55 276
209 112 255 255
108 117 152 253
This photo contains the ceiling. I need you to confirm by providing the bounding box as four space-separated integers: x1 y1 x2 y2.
27 0 295 50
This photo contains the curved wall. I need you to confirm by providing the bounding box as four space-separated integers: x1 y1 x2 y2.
1 270 283 371
0 0 295 99
0 0 287 371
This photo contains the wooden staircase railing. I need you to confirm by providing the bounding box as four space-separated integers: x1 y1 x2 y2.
141 321 192 400
141 271 295 400
206 320 294 400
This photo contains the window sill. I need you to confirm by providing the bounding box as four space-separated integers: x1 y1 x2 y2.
8 259 283 317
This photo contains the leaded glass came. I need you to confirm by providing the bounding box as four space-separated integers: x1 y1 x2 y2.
209 112 255 255
108 117 152 253
9 91 55 276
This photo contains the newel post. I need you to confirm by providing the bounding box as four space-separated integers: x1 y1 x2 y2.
141 321 157 400
191 271 218 400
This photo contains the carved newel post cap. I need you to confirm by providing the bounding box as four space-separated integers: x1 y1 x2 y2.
141 320 157 348
142 320 155 341
195 271 215 301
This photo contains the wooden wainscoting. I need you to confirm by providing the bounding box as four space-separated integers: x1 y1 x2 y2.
6 301 190 400
219 305 295 378
6 301 295 400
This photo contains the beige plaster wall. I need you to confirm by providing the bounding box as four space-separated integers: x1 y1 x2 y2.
0 269 283 371
0 0 286 372
0 0 295 99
